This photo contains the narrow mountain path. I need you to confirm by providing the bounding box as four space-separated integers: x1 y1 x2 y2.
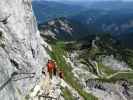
94 61 106 78
107 71 133 79
29 73 61 100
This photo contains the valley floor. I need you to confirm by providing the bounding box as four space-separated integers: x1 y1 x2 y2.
48 41 133 100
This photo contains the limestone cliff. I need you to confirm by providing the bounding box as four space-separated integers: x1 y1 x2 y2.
0 0 49 99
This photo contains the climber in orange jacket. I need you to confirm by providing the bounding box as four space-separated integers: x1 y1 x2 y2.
47 60 57 78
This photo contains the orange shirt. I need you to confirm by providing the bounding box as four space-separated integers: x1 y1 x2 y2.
47 62 54 72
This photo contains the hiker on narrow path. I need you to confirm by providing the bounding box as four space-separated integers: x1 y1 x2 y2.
47 60 57 79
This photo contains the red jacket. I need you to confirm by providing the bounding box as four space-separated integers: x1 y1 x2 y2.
47 62 55 72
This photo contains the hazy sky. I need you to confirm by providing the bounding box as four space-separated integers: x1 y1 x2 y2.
36 0 133 1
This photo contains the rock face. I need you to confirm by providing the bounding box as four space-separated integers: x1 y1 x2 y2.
0 0 49 100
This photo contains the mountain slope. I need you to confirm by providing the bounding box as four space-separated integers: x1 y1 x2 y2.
39 17 133 50
43 32 133 100
39 17 89 41
32 1 86 23
71 9 133 36
31 1 133 99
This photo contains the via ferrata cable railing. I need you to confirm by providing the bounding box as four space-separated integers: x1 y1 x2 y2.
0 71 35 91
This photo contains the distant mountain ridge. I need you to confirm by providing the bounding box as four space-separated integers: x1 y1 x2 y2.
32 0 86 23
39 17 89 41
39 17 133 49
32 0 133 36
33 0 133 49
71 9 133 35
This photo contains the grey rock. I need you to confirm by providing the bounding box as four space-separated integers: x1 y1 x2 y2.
0 0 49 99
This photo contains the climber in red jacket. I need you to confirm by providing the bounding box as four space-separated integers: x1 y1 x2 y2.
47 60 57 78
